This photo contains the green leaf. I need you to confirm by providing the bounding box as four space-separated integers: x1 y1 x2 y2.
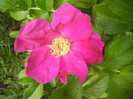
36 0 54 11
53 0 64 9
13 0 31 9
19 70 36 85
0 8 6 13
49 79 56 88
0 0 16 9
67 0 97 8
120 65 133 83
105 0 133 25
108 73 133 99
100 36 133 70
91 22 103 34
83 74 109 98
10 10 29 21
50 75 82 99
9 31 19 38
93 0 133 34
30 9 52 23
24 83 43 99
24 0 32 8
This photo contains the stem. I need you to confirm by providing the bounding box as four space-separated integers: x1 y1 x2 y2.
49 10 55 13
82 73 99 87
30 7 41 10
30 7 55 13
93 64 104 70
113 69 120 73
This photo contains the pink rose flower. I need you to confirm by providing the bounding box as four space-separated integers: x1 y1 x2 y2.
14 4 104 84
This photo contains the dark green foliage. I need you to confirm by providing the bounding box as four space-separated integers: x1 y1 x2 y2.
50 75 82 99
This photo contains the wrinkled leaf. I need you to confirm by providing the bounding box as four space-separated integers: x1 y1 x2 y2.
100 36 133 70
50 75 82 99
93 0 133 34
108 73 133 99
83 74 109 98
120 65 133 83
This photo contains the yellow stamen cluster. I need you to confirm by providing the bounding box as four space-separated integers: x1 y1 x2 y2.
48 37 70 58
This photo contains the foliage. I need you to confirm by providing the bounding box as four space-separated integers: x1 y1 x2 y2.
0 0 133 99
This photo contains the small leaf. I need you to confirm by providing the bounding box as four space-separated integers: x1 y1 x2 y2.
0 0 16 9
0 8 6 13
19 70 36 85
24 83 43 99
36 0 54 11
83 74 109 98
9 31 19 38
50 75 82 99
10 10 29 21
30 9 52 23
53 0 64 9
49 79 56 88
120 65 133 83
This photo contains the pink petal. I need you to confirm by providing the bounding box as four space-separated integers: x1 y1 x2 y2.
57 70 67 84
58 16 92 41
60 51 88 84
14 19 58 52
26 46 60 84
71 33 104 64
51 4 92 41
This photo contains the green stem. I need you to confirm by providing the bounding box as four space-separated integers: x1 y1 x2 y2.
93 64 104 70
30 7 41 10
49 10 55 13
113 69 120 73
82 73 99 87
30 7 55 13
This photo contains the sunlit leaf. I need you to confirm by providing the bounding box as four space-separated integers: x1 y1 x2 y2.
10 10 29 21
19 70 36 85
24 83 43 99
9 31 19 38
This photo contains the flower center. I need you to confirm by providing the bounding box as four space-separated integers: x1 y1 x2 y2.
48 37 70 58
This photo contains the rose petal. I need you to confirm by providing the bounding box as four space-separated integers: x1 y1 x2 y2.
26 46 60 84
60 51 88 84
57 70 67 84
14 19 58 52
58 16 92 41
71 33 104 64
51 4 91 29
